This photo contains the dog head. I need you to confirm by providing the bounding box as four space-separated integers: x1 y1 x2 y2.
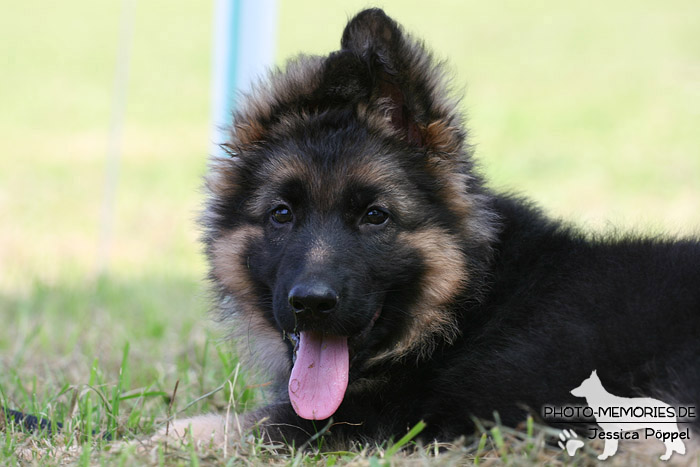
202 8 497 420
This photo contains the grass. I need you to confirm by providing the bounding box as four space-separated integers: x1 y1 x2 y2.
0 0 699 465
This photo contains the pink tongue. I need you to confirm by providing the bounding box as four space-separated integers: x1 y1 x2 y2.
288 331 349 420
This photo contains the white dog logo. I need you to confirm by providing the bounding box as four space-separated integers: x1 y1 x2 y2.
570 370 687 461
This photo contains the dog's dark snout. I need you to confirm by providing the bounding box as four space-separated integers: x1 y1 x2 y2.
288 283 338 318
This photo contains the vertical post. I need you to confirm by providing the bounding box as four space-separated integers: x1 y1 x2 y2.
97 0 136 275
211 0 277 156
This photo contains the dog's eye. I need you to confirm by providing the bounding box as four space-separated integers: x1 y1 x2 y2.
271 205 293 224
361 207 389 225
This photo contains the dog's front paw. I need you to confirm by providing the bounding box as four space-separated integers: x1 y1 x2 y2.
133 404 301 454
155 414 229 447
148 411 269 450
111 414 237 459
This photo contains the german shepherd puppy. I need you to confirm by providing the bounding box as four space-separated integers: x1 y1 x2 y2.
169 8 700 449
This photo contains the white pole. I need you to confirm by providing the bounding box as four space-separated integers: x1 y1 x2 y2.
97 0 136 275
210 0 277 156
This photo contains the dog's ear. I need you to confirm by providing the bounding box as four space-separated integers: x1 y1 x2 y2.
340 8 464 153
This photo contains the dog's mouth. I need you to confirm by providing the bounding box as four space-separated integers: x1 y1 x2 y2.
286 306 382 420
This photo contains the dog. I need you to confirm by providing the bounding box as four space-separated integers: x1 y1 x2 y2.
163 8 700 451
571 370 687 461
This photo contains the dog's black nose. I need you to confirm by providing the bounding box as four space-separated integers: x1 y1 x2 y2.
288 283 338 318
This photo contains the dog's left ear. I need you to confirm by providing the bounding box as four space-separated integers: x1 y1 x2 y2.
341 8 464 153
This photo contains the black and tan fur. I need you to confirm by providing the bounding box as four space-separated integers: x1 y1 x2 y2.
166 8 700 451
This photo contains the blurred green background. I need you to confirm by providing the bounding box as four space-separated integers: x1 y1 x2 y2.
0 0 698 447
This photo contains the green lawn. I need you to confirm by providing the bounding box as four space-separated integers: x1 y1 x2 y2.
0 0 698 465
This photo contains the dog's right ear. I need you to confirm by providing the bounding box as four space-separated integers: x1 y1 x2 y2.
310 9 405 113
340 8 404 69
339 9 465 154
